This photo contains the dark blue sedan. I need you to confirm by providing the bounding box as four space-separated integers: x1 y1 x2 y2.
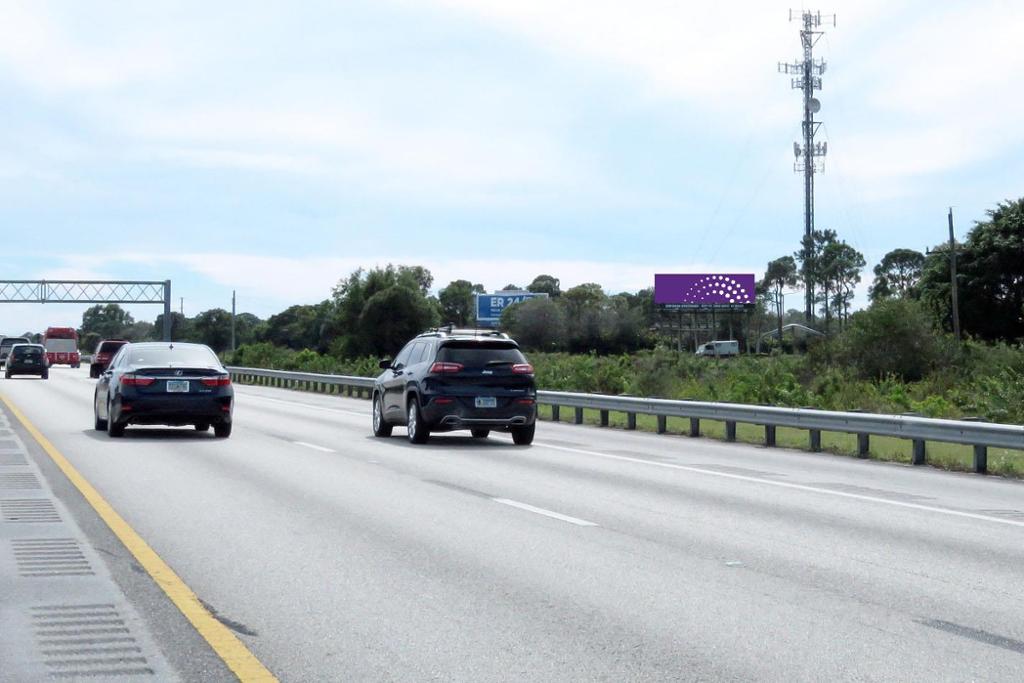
93 342 234 438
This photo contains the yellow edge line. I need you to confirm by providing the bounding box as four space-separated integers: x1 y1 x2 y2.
1 395 278 682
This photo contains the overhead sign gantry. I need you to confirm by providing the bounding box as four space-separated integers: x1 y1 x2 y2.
0 280 173 341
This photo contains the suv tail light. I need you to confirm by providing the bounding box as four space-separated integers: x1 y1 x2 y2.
121 374 156 387
429 362 464 374
201 375 232 387
511 363 534 374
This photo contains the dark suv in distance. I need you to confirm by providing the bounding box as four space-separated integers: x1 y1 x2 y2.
5 344 49 379
372 328 537 445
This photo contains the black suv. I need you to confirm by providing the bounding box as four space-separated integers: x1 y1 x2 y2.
372 329 537 445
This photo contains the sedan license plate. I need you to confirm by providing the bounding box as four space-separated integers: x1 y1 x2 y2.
475 396 497 409
166 380 190 393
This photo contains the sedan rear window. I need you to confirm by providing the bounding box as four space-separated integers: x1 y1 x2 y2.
128 346 220 367
436 342 526 366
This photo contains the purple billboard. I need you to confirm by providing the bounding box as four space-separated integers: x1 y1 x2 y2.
655 273 756 306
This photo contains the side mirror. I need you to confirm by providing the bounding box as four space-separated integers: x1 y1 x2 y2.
378 358 392 370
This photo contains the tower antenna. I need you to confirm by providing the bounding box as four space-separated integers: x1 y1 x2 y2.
779 9 835 323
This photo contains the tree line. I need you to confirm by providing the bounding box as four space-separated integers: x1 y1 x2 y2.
66 196 1024 358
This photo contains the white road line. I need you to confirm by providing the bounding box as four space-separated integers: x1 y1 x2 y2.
293 441 336 453
237 391 368 418
492 498 598 527
523 439 1024 530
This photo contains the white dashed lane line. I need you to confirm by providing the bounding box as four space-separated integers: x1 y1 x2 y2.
492 498 599 527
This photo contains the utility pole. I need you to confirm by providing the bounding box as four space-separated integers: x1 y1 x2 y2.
180 298 184 316
948 208 961 342
231 290 237 352
779 9 835 324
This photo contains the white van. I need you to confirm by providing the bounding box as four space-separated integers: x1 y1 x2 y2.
695 340 740 357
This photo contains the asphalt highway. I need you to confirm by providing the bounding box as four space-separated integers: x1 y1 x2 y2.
3 366 1024 681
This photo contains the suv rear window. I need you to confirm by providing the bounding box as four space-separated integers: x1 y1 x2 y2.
98 341 127 353
13 346 43 358
436 341 526 366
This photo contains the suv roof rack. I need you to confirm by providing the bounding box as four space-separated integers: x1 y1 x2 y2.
417 326 510 340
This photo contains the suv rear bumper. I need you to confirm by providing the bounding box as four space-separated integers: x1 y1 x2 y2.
420 398 536 431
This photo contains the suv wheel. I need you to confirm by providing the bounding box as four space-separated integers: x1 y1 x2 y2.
407 398 429 444
470 428 490 439
372 394 393 437
213 421 232 438
511 423 535 446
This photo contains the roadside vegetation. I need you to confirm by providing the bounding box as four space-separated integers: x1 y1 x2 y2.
59 195 1024 435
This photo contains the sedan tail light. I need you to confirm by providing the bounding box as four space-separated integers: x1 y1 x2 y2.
511 363 534 374
121 374 156 387
200 375 232 387
429 362 464 374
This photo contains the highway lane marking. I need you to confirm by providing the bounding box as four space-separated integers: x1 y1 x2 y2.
0 395 279 682
518 438 1024 530
292 441 336 453
235 391 368 418
492 498 599 526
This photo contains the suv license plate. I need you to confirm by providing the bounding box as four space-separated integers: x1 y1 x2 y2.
475 396 497 409
166 380 190 393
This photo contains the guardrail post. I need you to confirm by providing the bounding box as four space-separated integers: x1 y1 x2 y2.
574 407 584 425
911 440 926 465
551 405 560 422
689 418 700 437
857 433 870 458
961 417 988 474
657 415 667 434
346 385 353 397
809 430 822 452
600 410 609 427
725 421 737 442
626 413 637 430
764 424 776 447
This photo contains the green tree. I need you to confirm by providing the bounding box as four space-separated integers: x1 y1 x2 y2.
920 198 1024 341
330 265 438 356
761 256 798 345
822 242 865 329
80 332 101 353
839 299 941 380
438 280 485 326
193 308 234 352
153 312 192 341
500 297 567 350
122 321 155 341
262 304 330 351
527 274 561 297
359 286 439 356
869 248 925 302
234 313 264 347
81 304 134 339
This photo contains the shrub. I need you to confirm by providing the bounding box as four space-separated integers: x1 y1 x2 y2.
838 299 942 381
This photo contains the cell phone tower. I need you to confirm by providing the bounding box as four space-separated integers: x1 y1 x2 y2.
778 9 835 323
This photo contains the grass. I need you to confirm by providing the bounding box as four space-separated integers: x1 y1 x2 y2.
233 376 1024 478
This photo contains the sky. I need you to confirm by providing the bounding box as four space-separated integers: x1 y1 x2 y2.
1 0 1022 334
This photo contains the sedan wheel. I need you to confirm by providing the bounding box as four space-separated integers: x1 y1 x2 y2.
93 395 107 432
106 399 125 438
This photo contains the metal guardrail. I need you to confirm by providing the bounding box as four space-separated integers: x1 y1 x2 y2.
226 366 1024 474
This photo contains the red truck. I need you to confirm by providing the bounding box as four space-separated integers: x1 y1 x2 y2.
43 327 81 368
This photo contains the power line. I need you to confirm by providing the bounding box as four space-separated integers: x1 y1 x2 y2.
778 9 836 324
